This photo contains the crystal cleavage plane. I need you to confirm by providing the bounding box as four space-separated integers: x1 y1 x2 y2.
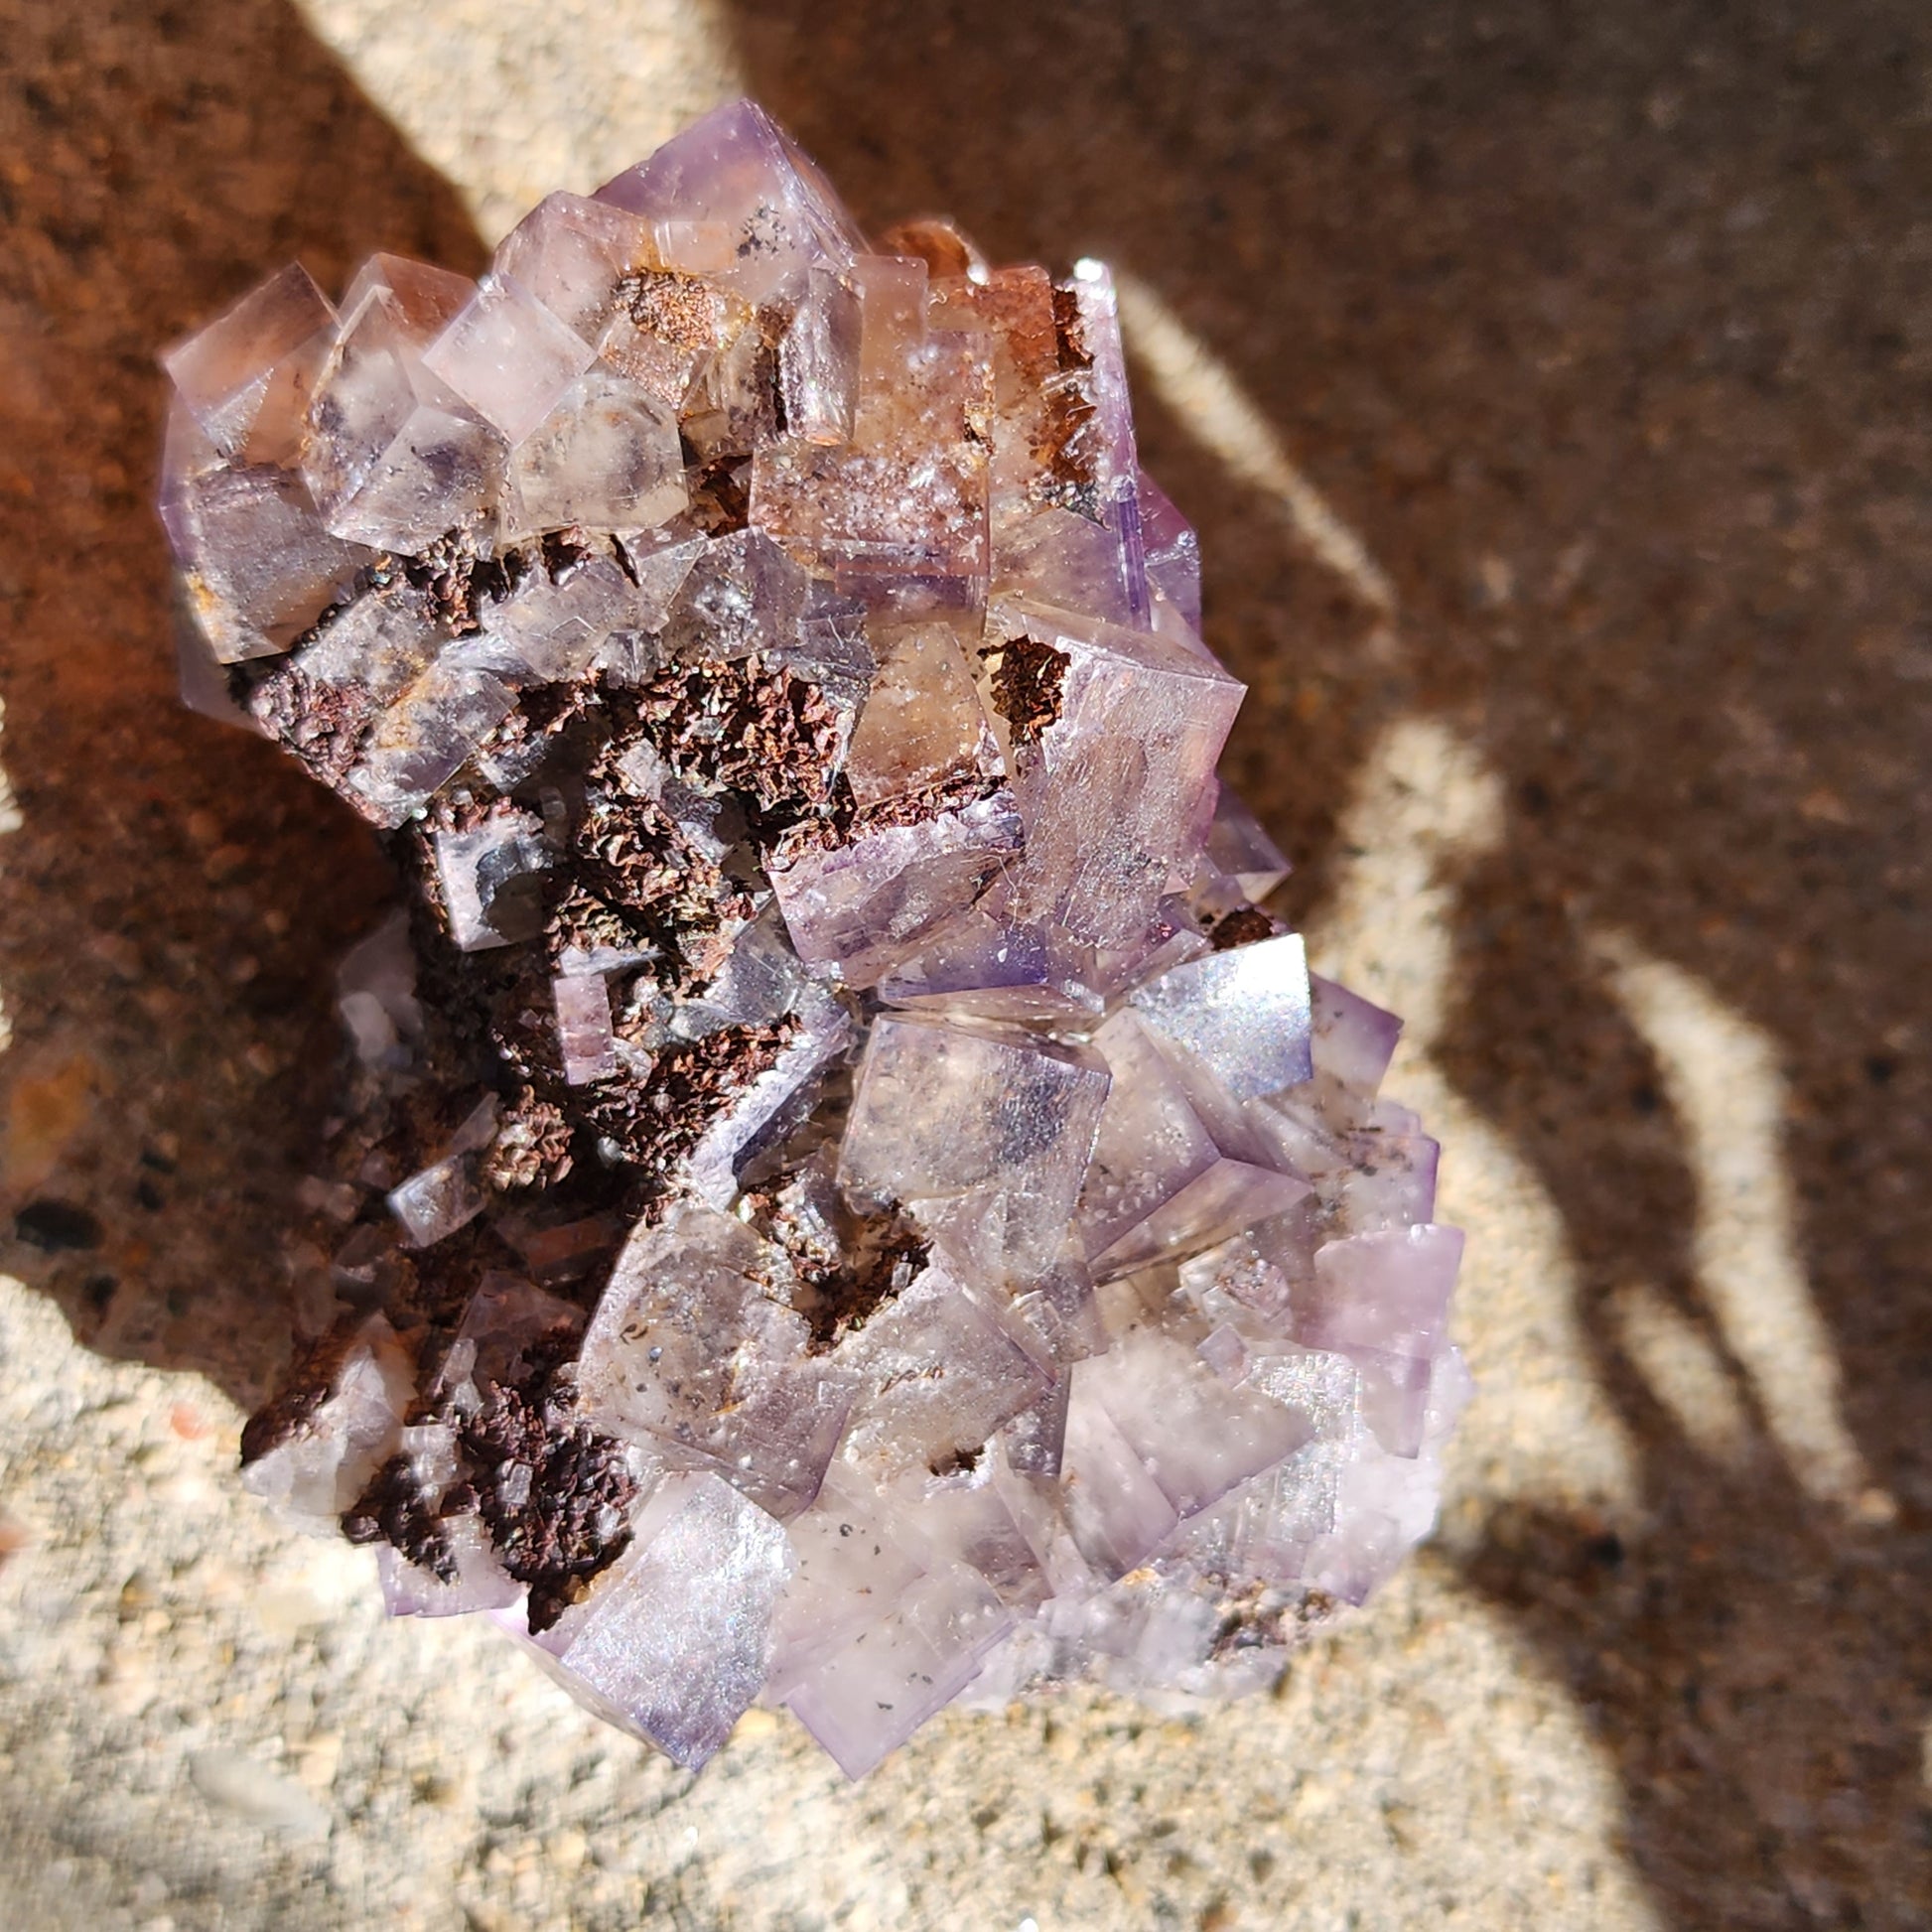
160 100 1467 1778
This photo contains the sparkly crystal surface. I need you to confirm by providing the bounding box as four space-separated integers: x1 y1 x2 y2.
165 100 1465 1776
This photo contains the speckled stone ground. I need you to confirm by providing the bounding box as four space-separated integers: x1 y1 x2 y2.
1 4 1928 1928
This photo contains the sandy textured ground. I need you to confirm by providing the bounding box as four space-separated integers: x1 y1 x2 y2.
1 2 1928 1927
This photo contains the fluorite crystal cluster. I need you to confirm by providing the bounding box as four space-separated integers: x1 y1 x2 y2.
160 101 1466 1777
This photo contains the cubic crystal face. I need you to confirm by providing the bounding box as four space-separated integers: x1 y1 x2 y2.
165 98 1466 1777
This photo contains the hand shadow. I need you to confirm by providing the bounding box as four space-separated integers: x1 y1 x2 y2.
0 0 484 1406
722 1 1932 1925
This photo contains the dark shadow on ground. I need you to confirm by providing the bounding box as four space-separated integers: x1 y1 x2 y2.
716 2 1932 1926
0 1 1927 1924
0 0 485 1404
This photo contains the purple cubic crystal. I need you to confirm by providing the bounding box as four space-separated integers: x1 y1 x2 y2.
163 99 1466 1776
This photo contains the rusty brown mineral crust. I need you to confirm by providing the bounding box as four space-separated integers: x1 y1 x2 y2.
978 630 1069 746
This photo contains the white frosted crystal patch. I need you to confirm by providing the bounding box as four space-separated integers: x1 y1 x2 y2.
239 1316 414 1531
1130 931 1314 1100
434 812 551 950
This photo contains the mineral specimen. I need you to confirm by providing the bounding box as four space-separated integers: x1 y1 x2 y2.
166 100 1467 1778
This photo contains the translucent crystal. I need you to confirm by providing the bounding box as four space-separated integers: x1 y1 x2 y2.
1078 1009 1311 1279
595 98 865 308
996 601 1245 952
527 1473 791 1769
553 973 620 1086
840 1014 1111 1285
238 1316 414 1531
163 263 339 468
420 273 598 446
162 401 371 664
492 191 659 345
434 811 551 951
1129 931 1314 1100
301 258 504 553
764 787 1025 986
577 1206 855 1517
503 369 685 540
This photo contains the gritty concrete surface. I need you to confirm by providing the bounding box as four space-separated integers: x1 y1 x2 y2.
1 3 1929 1927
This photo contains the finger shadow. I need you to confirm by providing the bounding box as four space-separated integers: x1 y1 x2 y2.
1442 887 1931 1929
0 0 485 1409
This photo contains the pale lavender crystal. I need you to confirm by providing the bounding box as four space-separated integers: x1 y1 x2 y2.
682 983 854 1207
161 401 371 663
661 527 811 662
753 256 994 602
378 1521 521 1618
998 602 1244 952
343 659 518 828
420 273 598 446
376 1417 520 1618
1298 1224 1463 1456
782 1561 1012 1778
1197 779 1292 911
1071 1328 1312 1543
1077 1009 1311 1279
839 1014 1111 1285
836 1258 1049 1474
386 1154 485 1247
553 973 620 1085
506 369 686 540
336 911 421 1072
767 1468 1016 1777
173 101 1466 1780
525 1473 792 1769
237 1315 414 1531
301 256 504 552
576 1206 856 1517
1309 970 1404 1096
1138 469 1202 630
466 551 640 681
163 263 339 467
385 1096 498 1247
1060 261 1147 621
765 787 1024 985
778 265 862 446
492 191 657 343
595 98 865 307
